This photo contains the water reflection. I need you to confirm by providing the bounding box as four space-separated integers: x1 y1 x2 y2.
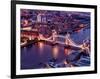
23 47 27 53
52 45 59 59
64 48 72 56
38 42 44 52
21 42 89 69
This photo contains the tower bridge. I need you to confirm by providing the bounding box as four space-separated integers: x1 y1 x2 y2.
21 29 90 53
38 30 90 52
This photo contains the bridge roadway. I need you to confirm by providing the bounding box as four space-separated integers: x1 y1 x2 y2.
39 34 82 49
21 32 89 51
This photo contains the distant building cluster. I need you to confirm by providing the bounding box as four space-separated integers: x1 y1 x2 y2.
21 9 90 35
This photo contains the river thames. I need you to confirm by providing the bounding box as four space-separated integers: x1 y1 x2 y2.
21 28 90 69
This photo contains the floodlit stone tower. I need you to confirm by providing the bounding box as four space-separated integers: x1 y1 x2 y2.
37 13 42 22
52 30 57 42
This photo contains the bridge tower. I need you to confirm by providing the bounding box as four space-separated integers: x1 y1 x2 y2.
37 13 42 22
52 30 57 42
81 39 90 53
65 33 70 45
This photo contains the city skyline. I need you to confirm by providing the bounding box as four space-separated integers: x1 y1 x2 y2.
20 9 91 69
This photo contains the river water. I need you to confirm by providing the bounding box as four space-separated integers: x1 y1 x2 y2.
21 28 90 69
